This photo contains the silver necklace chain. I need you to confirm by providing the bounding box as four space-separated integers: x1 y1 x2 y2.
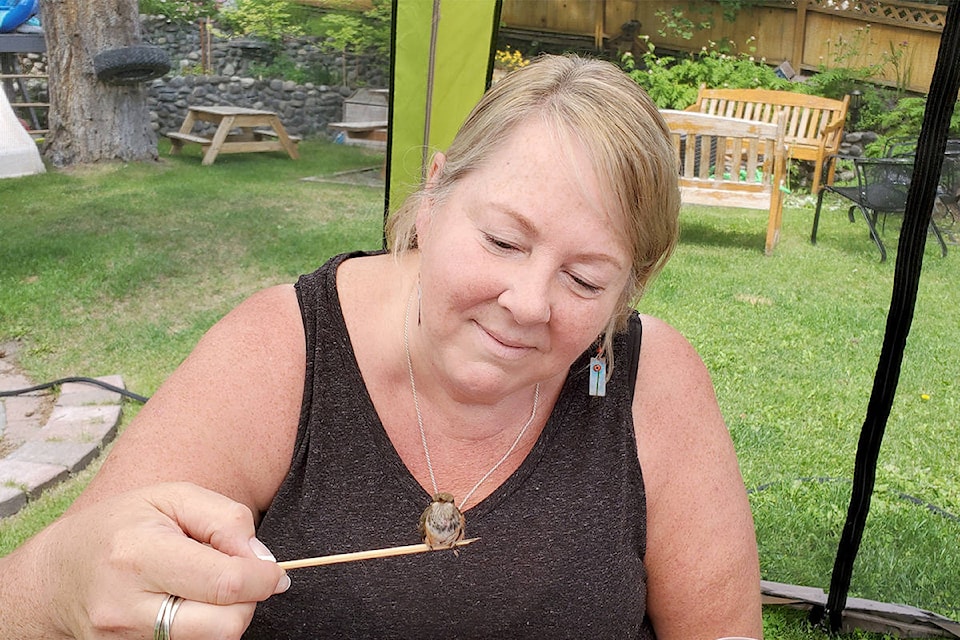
403 287 541 510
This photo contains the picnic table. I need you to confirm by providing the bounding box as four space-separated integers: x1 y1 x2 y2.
165 105 300 165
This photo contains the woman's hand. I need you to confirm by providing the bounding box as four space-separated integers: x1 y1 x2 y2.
2 482 289 639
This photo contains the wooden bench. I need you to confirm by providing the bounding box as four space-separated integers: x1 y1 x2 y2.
686 85 848 194
166 129 302 147
660 109 788 255
252 128 302 143
327 120 387 147
165 131 212 151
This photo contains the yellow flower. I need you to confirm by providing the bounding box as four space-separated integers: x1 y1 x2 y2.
495 48 530 72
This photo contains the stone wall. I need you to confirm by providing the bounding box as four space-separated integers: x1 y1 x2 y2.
141 16 388 139
8 16 388 140
148 74 351 139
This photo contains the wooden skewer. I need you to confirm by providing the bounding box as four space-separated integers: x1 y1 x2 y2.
277 537 480 570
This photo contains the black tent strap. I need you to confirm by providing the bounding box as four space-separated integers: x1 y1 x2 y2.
814 0 960 631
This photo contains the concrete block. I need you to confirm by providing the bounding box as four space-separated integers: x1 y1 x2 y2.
9 440 100 474
1 394 47 423
0 484 26 518
0 370 33 392
0 459 68 498
40 405 121 444
57 375 125 406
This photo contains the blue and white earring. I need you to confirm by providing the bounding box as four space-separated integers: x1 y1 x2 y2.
588 343 607 397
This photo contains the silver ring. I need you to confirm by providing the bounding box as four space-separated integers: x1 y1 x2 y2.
153 594 184 640
154 594 173 640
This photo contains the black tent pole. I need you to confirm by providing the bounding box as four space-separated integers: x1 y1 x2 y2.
812 0 960 631
382 0 400 249
485 1 504 91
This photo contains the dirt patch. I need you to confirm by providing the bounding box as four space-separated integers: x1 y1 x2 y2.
0 438 16 458
0 340 57 455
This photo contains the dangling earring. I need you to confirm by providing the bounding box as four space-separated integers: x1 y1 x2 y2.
588 340 607 397
417 279 422 326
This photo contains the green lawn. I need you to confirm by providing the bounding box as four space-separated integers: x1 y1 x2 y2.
2 140 958 638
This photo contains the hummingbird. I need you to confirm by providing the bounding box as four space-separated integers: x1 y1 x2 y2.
419 492 466 551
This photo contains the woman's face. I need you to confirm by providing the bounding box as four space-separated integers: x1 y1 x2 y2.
413 118 633 403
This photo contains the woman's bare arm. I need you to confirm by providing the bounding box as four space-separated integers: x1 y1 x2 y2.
0 284 305 639
71 283 305 517
634 315 762 640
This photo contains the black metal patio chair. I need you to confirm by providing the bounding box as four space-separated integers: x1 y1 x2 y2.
884 136 960 226
811 155 948 262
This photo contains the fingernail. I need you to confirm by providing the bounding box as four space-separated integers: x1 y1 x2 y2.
249 537 277 562
275 572 292 594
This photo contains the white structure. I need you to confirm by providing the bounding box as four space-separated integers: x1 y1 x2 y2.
0 86 44 178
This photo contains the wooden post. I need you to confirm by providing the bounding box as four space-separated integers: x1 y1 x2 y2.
594 0 605 51
793 0 808 73
199 18 212 74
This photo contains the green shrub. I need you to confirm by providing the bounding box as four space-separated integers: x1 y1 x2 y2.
860 95 960 154
622 37 791 109
310 0 390 86
314 0 390 56
139 0 218 24
248 56 338 85
217 0 303 44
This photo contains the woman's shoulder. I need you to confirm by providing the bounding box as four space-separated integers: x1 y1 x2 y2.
631 313 726 460
634 314 711 382
335 250 399 283
215 284 303 347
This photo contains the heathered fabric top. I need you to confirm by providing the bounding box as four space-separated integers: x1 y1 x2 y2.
247 251 655 639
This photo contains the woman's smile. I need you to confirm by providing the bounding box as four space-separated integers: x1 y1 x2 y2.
473 319 539 360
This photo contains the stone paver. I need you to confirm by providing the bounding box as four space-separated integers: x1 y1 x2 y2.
0 350 125 520
39 405 122 443
0 485 26 518
9 440 102 474
56 375 124 406
0 459 69 498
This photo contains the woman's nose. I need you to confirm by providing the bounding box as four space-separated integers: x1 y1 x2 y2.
497 268 552 325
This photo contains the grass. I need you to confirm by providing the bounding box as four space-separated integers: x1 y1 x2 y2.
639 193 960 635
2 143 958 638
0 141 385 391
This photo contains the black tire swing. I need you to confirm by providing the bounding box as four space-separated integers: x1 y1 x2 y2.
93 44 170 85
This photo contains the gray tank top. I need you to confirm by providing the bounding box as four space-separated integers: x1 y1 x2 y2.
247 251 655 638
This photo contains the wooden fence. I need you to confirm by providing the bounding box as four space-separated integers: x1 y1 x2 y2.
500 0 947 94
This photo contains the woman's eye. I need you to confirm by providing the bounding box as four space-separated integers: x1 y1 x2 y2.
569 274 602 295
484 234 517 251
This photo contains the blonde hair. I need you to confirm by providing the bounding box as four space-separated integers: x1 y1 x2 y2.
386 54 680 368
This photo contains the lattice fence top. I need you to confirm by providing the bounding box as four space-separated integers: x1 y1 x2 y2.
810 0 947 31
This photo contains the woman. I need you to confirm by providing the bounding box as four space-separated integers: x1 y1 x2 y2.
0 54 761 639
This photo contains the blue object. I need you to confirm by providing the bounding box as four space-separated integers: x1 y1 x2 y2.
0 0 39 34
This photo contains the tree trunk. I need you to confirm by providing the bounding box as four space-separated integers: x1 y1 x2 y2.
39 0 158 167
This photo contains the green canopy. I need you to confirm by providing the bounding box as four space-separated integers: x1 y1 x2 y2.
384 0 501 227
